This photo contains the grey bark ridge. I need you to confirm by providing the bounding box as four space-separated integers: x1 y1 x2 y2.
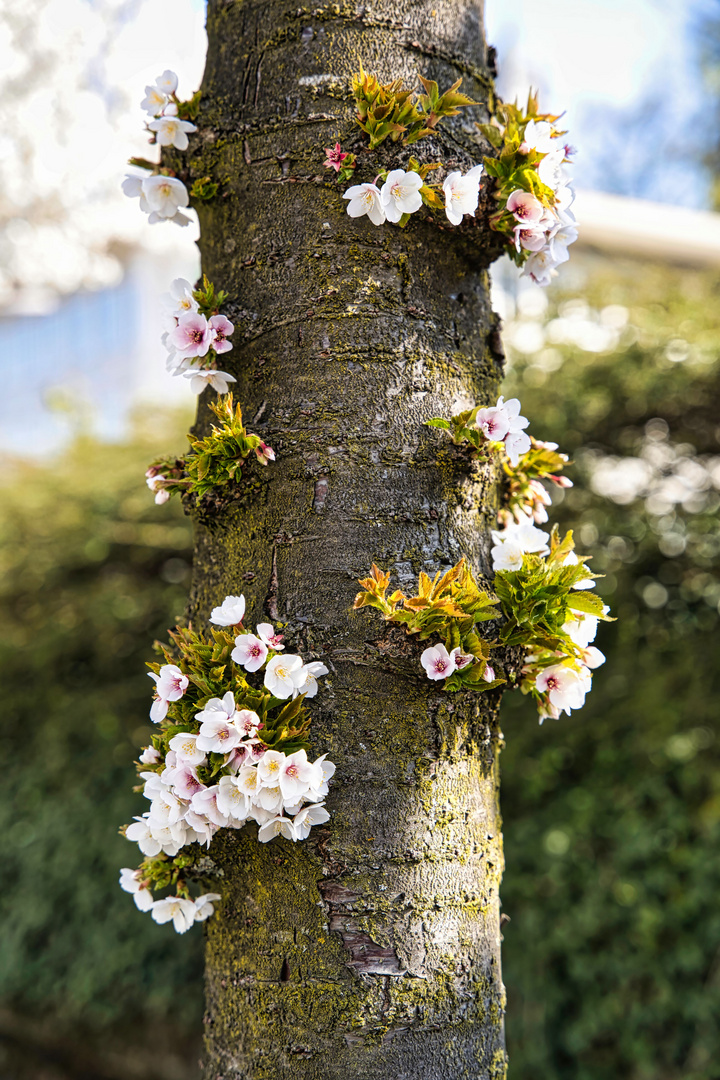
186 1 508 1076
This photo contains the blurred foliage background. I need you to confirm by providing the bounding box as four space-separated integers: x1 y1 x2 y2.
1 255 718 1079
0 412 204 1079
500 256 720 1080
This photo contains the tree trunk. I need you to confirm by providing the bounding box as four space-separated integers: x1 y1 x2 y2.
188 1 507 1076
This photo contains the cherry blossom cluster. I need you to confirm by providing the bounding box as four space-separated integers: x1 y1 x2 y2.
140 69 197 150
481 94 578 286
488 427 609 723
160 276 236 396
359 395 612 720
343 164 483 229
120 593 334 933
427 394 531 466
122 69 194 226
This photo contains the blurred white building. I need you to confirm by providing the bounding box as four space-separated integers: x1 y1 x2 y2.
2 191 720 457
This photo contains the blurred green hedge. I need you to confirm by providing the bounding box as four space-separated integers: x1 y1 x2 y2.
500 257 720 1080
0 413 204 1075
0 259 718 1079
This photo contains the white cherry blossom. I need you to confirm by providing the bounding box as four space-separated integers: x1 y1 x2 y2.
148 115 197 151
254 784 285 813
216 775 251 821
236 764 261 799
119 868 154 912
146 472 170 505
258 816 297 843
514 224 547 252
194 894 222 922
521 119 557 154
168 732 207 767
148 789 185 826
305 755 336 802
210 595 246 626
151 896 196 934
380 169 424 223
162 278 198 319
249 804 276 826
155 70 179 95
506 189 544 224
170 765 206 802
443 164 483 226
256 750 286 787
538 147 567 191
293 803 330 840
291 661 328 699
475 403 510 442
190 786 230 828
141 174 190 221
450 647 476 671
141 85 167 116
184 810 218 847
121 172 149 209
563 613 599 650
234 709 261 738
278 750 315 803
195 692 242 754
491 519 550 572
138 746 161 765
497 396 531 465
264 654 303 698
209 314 234 353
581 646 605 669
170 312 214 359
522 247 559 288
183 368 237 395
343 183 386 226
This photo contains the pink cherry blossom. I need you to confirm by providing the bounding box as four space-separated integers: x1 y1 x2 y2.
324 142 350 172
209 314 234 354
231 633 268 672
475 404 510 442
171 765 206 801
513 224 547 252
257 623 284 650
450 647 476 671
535 664 588 715
148 664 188 723
420 643 456 680
506 190 544 224
278 749 316 802
170 312 214 359
255 441 275 464
190 785 230 828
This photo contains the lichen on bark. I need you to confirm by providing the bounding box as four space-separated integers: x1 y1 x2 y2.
185 1 508 1076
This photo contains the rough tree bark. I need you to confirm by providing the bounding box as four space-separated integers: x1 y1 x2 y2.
184 1 508 1076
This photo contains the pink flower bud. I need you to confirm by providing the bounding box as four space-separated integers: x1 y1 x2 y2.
255 441 275 464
